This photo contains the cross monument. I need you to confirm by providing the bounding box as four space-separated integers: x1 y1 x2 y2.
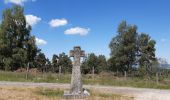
69 46 85 94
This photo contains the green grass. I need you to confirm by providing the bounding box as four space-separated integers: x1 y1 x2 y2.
36 88 64 97
0 71 33 82
0 71 71 83
0 70 170 89
83 75 170 89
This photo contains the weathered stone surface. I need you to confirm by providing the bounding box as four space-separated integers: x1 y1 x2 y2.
64 94 87 99
69 46 85 94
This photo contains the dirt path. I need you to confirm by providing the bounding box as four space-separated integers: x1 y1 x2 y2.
0 81 170 100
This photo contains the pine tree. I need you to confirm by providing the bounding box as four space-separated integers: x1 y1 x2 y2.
109 21 138 73
35 52 46 72
58 53 72 73
0 5 39 70
97 55 107 72
138 33 156 78
52 54 59 73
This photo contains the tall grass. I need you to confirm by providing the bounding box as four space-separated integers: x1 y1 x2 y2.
0 70 71 83
0 70 170 89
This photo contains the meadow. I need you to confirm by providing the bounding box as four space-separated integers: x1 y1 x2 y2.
0 71 170 89
0 86 133 100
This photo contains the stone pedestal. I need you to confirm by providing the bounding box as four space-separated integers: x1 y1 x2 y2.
64 94 87 99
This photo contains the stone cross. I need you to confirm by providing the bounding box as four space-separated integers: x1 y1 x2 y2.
70 46 85 94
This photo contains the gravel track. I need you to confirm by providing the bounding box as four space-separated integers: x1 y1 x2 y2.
0 81 170 100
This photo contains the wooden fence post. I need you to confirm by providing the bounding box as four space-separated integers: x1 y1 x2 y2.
124 71 127 80
156 72 159 85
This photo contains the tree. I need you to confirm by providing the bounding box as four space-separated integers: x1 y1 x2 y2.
81 53 99 74
97 55 107 72
109 21 138 73
81 59 89 74
52 54 59 73
58 52 72 73
0 5 39 71
0 7 14 70
26 36 40 68
158 58 169 78
81 53 108 74
138 33 156 78
45 58 52 72
35 52 46 72
107 56 117 72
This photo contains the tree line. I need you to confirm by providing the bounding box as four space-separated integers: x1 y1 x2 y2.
0 5 168 79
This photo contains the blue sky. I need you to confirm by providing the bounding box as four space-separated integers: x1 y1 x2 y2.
0 0 170 63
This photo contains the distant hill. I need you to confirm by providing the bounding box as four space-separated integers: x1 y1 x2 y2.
160 64 170 69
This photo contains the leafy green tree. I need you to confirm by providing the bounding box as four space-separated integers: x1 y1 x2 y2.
87 53 98 73
82 53 108 74
81 59 89 74
0 7 14 70
138 33 156 78
0 5 39 70
58 52 72 73
35 52 46 72
107 56 117 72
81 53 99 74
45 58 52 72
26 36 40 68
3 57 13 71
97 55 107 72
109 21 138 73
52 54 59 73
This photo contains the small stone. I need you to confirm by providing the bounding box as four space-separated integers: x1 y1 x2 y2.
83 89 90 96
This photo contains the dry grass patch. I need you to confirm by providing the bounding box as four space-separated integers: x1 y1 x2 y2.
0 86 64 100
0 86 133 100
88 88 134 100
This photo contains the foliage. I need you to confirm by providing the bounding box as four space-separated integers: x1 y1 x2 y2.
52 54 59 73
109 21 138 73
138 33 156 78
35 52 46 72
97 55 108 72
57 52 72 73
0 5 39 71
109 21 157 78
81 53 107 74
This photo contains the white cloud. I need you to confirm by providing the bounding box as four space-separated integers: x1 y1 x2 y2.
64 27 90 36
5 0 36 5
5 0 27 5
25 15 41 26
35 37 47 45
49 19 68 28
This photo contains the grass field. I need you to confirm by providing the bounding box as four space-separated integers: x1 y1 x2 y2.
0 86 133 100
0 71 170 89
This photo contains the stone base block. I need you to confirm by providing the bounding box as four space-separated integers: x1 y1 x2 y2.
64 93 87 99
